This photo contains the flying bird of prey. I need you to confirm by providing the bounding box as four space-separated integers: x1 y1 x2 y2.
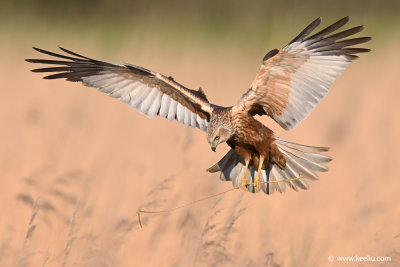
26 16 370 195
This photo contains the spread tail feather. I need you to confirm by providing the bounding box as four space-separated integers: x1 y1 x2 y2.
206 137 332 195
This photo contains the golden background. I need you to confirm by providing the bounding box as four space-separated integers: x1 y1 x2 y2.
1 0 399 266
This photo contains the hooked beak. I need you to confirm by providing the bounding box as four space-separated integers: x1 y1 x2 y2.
210 141 217 152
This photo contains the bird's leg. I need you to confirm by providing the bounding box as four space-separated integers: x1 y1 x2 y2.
254 155 265 192
240 159 250 190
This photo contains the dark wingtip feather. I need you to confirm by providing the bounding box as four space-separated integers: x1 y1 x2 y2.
289 17 322 44
31 66 73 73
58 46 93 60
306 16 350 41
29 46 86 62
340 16 350 24
43 73 67 79
32 47 42 53
25 48 44 63
336 36 372 47
346 55 359 60
32 47 55 56
327 25 365 41
343 48 371 54
43 72 81 80
262 49 279 62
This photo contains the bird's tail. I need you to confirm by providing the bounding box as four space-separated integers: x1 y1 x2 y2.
206 137 332 195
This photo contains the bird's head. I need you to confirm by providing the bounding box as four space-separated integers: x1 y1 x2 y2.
207 126 233 152
206 109 234 152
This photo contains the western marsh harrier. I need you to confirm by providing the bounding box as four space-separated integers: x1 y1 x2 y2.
26 16 370 195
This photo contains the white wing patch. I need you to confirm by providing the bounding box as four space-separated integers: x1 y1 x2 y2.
82 73 208 131
273 47 352 130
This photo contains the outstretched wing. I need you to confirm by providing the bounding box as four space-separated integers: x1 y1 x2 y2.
234 16 371 130
26 47 212 131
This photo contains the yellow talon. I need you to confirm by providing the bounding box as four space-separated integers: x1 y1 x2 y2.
254 175 261 192
253 155 264 192
241 176 248 190
240 159 250 190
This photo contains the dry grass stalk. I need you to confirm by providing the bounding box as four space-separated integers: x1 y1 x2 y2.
194 195 246 266
24 197 40 245
62 203 80 267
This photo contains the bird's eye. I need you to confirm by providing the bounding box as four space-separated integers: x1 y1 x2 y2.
215 136 220 140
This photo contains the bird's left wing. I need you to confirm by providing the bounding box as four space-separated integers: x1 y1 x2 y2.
233 16 370 130
26 47 212 131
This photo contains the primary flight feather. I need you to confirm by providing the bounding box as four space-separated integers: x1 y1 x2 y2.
26 16 370 195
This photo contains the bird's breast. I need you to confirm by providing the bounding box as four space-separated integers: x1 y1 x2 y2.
230 115 275 152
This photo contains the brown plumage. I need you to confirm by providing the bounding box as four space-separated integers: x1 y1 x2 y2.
26 16 370 195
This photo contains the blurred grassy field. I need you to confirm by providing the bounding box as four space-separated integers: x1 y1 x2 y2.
1 1 400 266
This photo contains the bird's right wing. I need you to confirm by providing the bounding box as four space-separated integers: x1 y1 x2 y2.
26 47 212 131
234 16 370 130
